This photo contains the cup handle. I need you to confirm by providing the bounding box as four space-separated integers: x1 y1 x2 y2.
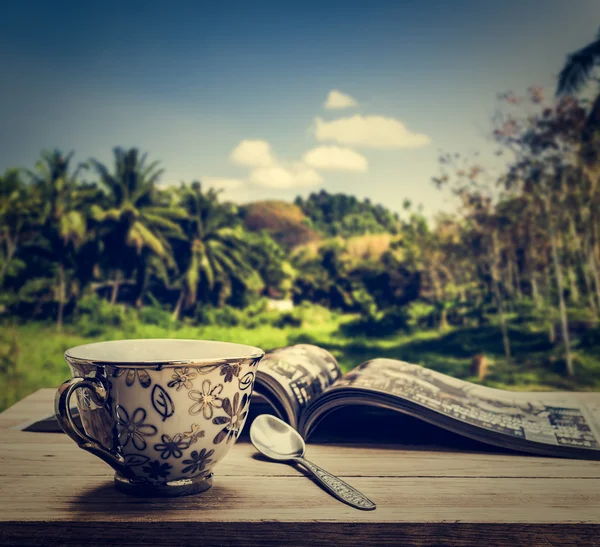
55 376 126 473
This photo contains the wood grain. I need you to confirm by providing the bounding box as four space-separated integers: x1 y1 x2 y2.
1 523 600 547
2 431 600 479
1 474 599 523
2 389 600 546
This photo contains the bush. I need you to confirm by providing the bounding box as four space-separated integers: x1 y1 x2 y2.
139 295 176 329
74 294 137 337
404 301 436 329
273 312 302 328
351 288 378 316
196 304 244 327
194 299 331 330
511 299 539 323
291 301 333 325
342 305 409 337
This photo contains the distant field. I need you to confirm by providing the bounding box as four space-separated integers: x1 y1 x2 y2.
2 310 599 412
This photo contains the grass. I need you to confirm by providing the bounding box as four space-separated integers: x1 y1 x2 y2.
1 307 599 412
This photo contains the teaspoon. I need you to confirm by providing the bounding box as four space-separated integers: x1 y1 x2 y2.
250 414 376 511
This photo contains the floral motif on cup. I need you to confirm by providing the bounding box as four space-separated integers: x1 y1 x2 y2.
76 387 92 410
153 433 189 459
115 405 158 450
238 371 254 391
219 362 241 383
151 384 175 421
114 368 152 388
142 460 172 480
182 448 214 475
188 380 223 419
183 423 206 444
167 367 197 391
212 392 249 444
123 454 151 467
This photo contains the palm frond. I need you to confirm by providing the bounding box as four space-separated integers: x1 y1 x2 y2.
59 211 87 247
199 254 215 290
142 212 184 235
90 206 122 223
89 159 122 204
185 252 200 305
127 221 166 256
557 38 600 95
140 159 164 186
144 206 188 220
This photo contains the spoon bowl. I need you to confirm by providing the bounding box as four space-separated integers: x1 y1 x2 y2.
250 414 305 461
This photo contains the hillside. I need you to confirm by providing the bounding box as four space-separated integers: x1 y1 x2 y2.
240 200 321 249
293 233 396 262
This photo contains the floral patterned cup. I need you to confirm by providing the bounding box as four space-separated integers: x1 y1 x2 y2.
55 339 263 496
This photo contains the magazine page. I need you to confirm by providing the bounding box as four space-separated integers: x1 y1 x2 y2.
253 344 342 429
307 358 600 455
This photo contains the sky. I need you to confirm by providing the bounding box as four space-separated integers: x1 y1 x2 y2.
1 0 599 216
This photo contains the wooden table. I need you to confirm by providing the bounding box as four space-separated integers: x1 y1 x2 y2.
1 390 599 546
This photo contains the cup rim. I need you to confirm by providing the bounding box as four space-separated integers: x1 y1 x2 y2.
64 338 264 368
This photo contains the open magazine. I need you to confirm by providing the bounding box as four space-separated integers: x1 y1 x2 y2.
253 344 600 460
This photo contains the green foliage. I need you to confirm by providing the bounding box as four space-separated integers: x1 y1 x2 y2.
171 181 256 313
351 287 378 317
75 294 138 337
295 190 400 237
138 294 176 329
195 299 306 329
405 301 437 329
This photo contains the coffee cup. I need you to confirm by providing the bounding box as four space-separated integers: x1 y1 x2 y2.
55 339 263 496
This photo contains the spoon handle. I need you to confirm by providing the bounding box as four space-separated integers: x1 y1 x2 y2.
294 456 376 511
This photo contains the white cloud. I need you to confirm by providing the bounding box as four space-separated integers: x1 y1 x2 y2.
229 139 274 167
303 146 368 172
250 163 322 189
324 90 358 110
231 139 323 189
314 115 431 149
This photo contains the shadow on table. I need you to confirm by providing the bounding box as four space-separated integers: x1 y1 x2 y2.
67 479 237 517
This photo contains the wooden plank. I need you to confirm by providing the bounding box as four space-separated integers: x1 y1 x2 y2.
0 474 599 524
1 522 599 547
4 390 600 480
1 430 600 479
0 390 58 430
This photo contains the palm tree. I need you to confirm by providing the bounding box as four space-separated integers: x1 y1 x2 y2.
89 148 183 306
0 169 35 286
171 181 252 320
557 27 600 202
557 27 600 95
27 151 89 329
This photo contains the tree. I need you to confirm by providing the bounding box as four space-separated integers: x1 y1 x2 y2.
245 230 295 300
557 27 600 95
26 151 89 329
171 182 253 320
557 29 600 317
0 170 35 286
295 190 400 237
495 92 590 376
89 148 183 306
433 154 513 359
396 209 457 331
